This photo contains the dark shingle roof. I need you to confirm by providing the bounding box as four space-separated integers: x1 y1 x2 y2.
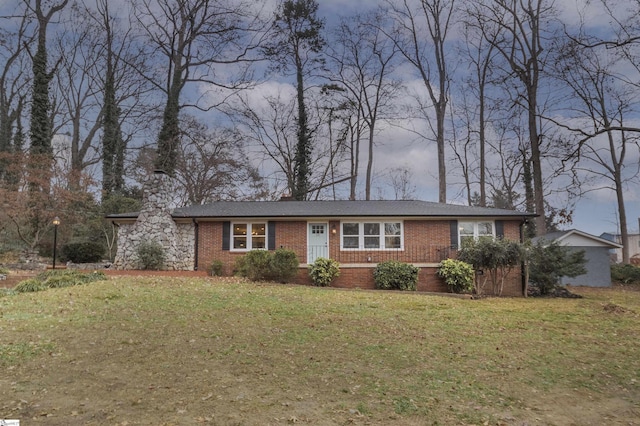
532 229 622 248
157 200 533 219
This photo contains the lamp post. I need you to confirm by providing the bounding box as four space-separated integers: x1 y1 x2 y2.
52 216 60 269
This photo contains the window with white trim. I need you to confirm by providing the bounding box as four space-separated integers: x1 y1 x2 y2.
232 222 266 250
341 221 403 250
459 221 494 247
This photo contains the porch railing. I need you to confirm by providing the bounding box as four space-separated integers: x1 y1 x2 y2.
279 244 455 265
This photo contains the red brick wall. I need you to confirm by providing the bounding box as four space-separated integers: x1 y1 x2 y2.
197 221 309 274
196 218 525 296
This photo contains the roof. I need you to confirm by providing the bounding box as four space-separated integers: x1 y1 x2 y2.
109 200 534 220
533 229 623 248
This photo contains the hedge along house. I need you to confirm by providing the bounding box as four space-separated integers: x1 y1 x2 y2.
110 171 535 296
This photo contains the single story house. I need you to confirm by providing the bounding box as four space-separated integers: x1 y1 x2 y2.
534 229 622 287
109 171 535 296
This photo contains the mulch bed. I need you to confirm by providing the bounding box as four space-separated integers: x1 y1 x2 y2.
527 285 583 298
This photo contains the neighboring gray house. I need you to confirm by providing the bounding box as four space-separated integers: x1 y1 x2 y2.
600 227 640 264
535 229 622 287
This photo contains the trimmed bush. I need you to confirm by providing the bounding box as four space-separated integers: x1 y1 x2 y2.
611 264 640 285
373 261 418 291
269 249 299 283
309 257 340 287
61 241 105 263
437 259 474 293
208 260 224 276
236 249 300 283
236 250 272 281
137 241 165 270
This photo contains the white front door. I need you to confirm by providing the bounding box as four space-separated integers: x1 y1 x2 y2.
308 223 328 264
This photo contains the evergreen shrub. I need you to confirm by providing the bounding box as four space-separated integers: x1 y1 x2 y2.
309 257 340 287
236 249 299 283
528 240 587 295
373 261 418 291
269 249 299 283
208 260 224 276
235 250 271 281
137 241 165 270
61 241 105 263
611 264 640 285
437 259 474 293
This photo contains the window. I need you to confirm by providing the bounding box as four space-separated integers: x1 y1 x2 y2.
459 221 494 247
232 222 266 250
341 221 403 250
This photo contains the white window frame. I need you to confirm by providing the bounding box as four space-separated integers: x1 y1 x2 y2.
231 222 267 251
459 221 495 247
340 221 404 251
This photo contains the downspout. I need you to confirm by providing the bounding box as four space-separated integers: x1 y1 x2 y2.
193 218 199 271
520 218 528 297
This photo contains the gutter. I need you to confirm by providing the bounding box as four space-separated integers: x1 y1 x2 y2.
520 217 529 297
193 218 199 271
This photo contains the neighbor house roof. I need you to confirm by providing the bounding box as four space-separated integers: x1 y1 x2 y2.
109 200 535 220
533 229 623 248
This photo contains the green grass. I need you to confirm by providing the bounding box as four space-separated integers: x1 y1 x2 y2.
0 277 639 425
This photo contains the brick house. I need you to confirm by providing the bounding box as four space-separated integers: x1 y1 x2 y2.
110 171 534 296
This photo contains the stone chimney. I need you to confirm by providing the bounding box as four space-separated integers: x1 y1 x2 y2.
141 170 175 214
113 171 194 270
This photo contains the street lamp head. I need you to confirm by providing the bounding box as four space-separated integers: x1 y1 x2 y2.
53 216 61 226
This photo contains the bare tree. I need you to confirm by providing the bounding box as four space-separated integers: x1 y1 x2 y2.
229 90 349 200
456 5 502 207
0 5 32 176
556 39 640 263
469 0 558 234
173 115 268 205
384 0 456 203
230 93 298 195
132 0 267 175
486 121 525 210
327 11 401 200
0 151 93 253
388 166 417 200
53 4 103 188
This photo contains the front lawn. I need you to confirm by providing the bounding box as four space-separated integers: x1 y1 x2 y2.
1 277 638 425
